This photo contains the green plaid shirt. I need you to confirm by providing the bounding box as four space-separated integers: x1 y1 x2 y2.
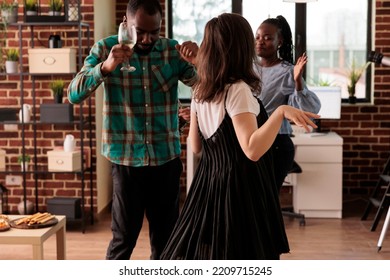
68 36 196 166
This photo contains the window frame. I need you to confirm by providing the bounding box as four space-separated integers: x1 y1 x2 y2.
293 1 373 104
168 0 373 104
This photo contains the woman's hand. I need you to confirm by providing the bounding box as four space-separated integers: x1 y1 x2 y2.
179 106 191 122
294 53 308 91
279 105 319 132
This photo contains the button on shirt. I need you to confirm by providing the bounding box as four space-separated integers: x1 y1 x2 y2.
68 36 196 167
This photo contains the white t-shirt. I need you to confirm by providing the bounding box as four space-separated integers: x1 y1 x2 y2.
191 81 260 139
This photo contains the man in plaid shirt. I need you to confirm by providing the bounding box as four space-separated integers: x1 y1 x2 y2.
68 0 197 260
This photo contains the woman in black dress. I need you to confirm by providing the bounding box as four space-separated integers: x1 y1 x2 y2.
161 13 319 260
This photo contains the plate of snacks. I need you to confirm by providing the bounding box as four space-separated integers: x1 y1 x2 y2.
0 214 10 232
10 212 58 229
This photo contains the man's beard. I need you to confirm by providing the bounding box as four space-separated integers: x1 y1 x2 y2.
134 44 153 55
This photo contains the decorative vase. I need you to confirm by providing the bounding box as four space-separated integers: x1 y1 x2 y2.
20 161 29 171
54 94 63 104
64 134 76 152
5 61 18 73
49 34 62 48
26 10 38 16
1 8 18 24
17 200 34 215
348 84 356 104
19 104 32 123
49 11 61 16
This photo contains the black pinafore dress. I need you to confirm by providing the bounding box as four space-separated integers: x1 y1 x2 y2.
161 100 289 259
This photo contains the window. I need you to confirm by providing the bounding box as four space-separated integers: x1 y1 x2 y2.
169 0 372 102
170 0 231 101
242 0 372 102
306 0 371 101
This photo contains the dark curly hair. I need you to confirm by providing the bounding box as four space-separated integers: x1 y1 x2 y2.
127 0 162 16
261 15 294 64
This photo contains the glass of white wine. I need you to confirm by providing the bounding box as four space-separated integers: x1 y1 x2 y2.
118 16 137 72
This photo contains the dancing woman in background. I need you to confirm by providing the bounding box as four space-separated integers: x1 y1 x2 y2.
254 15 321 191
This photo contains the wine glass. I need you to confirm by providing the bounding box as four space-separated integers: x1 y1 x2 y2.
118 16 137 72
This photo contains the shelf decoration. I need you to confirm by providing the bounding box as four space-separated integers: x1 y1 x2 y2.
24 0 76 22
41 79 74 123
48 0 62 16
49 79 64 103
4 48 19 73
17 154 31 171
0 0 19 24
25 0 38 15
66 0 78 21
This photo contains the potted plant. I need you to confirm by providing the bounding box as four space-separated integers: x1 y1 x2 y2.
17 154 30 171
0 0 18 24
346 60 370 104
42 79 73 123
48 0 62 16
24 0 37 15
49 79 64 103
4 47 19 73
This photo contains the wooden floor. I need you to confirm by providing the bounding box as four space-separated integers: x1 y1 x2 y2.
0 196 389 260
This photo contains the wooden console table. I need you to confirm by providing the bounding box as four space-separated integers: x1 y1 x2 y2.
0 215 66 260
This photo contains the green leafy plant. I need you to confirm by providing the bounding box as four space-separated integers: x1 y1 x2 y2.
0 2 18 67
4 48 18 61
0 0 18 11
308 77 334 87
49 79 64 93
17 154 31 163
49 0 62 12
317 79 333 87
0 1 18 25
346 60 370 97
49 79 64 103
25 0 37 11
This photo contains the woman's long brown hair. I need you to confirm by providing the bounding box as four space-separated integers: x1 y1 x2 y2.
194 13 261 103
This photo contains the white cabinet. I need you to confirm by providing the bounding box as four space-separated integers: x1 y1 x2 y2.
291 131 343 218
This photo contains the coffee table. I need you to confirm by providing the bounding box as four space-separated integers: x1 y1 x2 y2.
0 215 66 260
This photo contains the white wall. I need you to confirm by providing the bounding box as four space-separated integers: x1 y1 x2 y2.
94 0 116 216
